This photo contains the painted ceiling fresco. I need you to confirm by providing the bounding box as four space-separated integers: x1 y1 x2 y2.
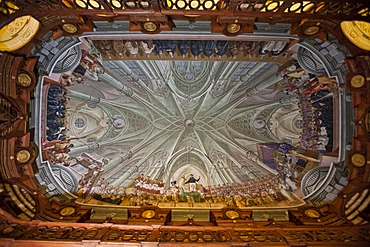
34 35 336 209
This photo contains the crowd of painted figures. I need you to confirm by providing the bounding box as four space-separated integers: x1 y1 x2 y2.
299 90 334 152
61 48 105 86
42 46 106 164
93 40 290 59
42 86 74 163
280 62 335 153
87 174 298 207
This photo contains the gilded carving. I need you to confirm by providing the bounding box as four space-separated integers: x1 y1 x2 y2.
227 23 241 34
142 209 156 219
5 16 27 35
304 209 321 218
225 210 240 219
17 73 32 87
62 23 78 33
143 21 157 32
16 150 31 163
304 26 320 36
341 21 370 51
105 229 121 240
350 74 365 88
59 207 76 216
0 15 40 52
351 153 366 167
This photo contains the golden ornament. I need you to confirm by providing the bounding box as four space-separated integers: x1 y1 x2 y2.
143 22 157 32
62 23 78 34
350 74 365 88
225 210 240 219
227 23 241 34
304 209 320 218
142 209 156 219
304 26 320 36
16 150 30 163
17 73 31 87
60 207 76 216
351 153 366 167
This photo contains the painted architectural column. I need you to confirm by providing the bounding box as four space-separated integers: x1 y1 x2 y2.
69 90 101 103
104 151 132 172
115 61 140 82
68 143 99 156
99 73 133 97
214 162 229 185
240 63 266 82
147 164 162 179
246 73 284 96
111 165 139 187
241 165 258 180
221 166 236 184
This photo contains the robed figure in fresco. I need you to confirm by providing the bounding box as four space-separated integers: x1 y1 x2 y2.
180 174 202 202
184 174 200 192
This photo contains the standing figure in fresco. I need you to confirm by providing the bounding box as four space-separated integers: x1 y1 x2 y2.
153 40 164 57
140 40 155 57
153 40 176 57
184 174 200 192
178 40 190 58
243 41 257 58
73 64 103 81
190 40 204 59
61 73 84 86
259 41 275 56
229 41 244 59
125 41 139 57
95 40 113 59
215 40 228 58
170 181 179 202
162 40 177 58
278 180 295 203
259 41 289 57
113 40 126 58
203 40 217 58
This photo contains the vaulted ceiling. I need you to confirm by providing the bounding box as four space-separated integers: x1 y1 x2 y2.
1 1 370 246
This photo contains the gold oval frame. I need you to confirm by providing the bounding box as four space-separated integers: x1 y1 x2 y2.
341 21 370 51
304 26 320 36
62 23 78 34
304 209 321 218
